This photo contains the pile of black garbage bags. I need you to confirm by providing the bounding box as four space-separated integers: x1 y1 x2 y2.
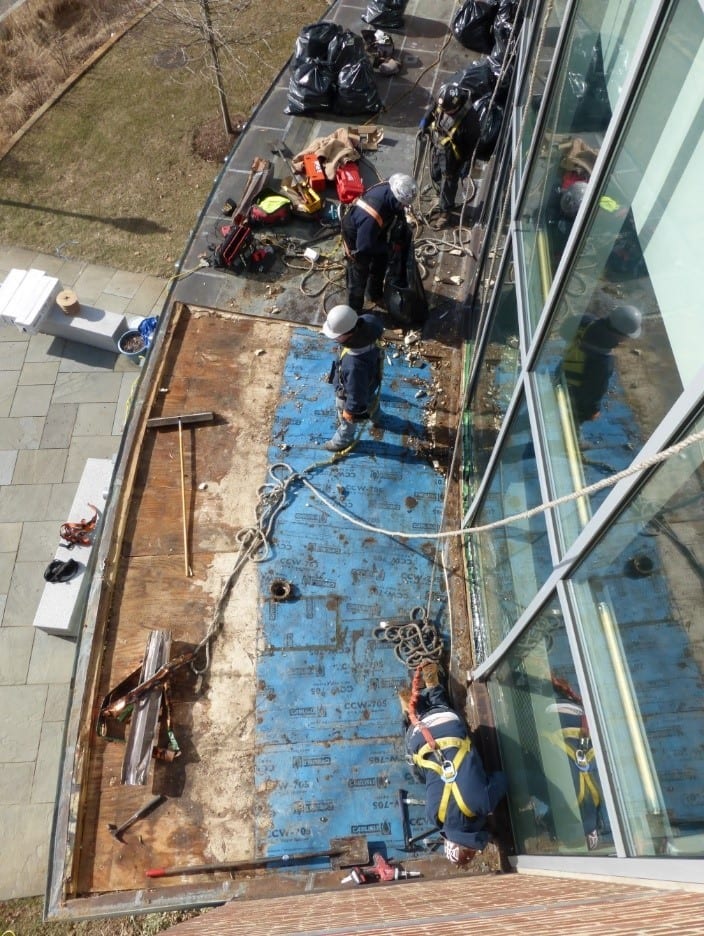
453 0 521 78
448 0 523 158
286 22 384 116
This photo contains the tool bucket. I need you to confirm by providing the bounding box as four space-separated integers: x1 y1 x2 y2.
117 329 147 362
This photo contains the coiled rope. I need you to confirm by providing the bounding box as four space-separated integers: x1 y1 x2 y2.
373 607 444 669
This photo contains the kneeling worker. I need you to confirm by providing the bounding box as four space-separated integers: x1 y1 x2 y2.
321 304 384 453
403 660 507 866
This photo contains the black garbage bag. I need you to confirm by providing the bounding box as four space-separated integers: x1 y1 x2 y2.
448 59 496 98
452 0 498 53
383 217 428 329
328 29 367 72
361 0 407 31
286 59 336 115
335 59 382 115
489 10 512 66
473 92 504 159
292 21 342 69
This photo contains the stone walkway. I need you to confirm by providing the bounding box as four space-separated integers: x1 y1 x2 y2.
0 244 168 900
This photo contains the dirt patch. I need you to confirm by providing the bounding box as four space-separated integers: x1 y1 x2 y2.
191 116 236 164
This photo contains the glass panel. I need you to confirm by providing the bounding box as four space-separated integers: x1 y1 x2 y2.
571 412 704 857
517 0 567 170
519 0 651 333
467 395 552 657
467 253 520 485
533 0 704 548
489 599 613 855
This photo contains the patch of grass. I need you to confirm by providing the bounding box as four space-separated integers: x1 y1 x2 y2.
0 0 327 276
0 896 204 934
0 0 144 142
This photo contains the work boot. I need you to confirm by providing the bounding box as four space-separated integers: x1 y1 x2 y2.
398 687 412 717
420 660 439 688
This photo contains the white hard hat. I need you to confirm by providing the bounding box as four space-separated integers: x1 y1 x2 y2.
388 173 418 206
322 304 358 339
608 304 642 338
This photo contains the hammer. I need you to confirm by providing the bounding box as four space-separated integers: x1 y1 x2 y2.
107 794 166 843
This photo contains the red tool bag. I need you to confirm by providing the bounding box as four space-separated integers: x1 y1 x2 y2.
215 221 254 272
335 162 364 203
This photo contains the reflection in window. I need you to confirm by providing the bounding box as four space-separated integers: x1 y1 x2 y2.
519 0 650 332
517 0 566 170
468 255 520 484
467 396 552 657
533 0 704 549
489 600 613 855
571 413 704 857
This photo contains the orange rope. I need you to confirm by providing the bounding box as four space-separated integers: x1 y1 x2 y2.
408 664 438 753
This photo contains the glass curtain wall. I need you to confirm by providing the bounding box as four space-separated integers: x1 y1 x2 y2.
519 0 652 337
463 0 704 872
533 0 704 550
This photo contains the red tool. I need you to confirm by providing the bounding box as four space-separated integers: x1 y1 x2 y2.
340 853 421 884
336 161 364 203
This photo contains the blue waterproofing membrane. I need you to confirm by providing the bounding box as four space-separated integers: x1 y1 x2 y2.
254 327 448 861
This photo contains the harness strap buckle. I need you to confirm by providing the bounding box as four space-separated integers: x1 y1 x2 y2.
441 758 457 782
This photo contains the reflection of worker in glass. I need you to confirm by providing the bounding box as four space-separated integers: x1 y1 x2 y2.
543 677 605 850
555 305 642 424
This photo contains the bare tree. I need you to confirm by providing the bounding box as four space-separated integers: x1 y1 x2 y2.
154 0 288 136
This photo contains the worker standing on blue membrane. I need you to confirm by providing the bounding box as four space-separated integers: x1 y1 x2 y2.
401 660 507 866
321 304 384 453
340 173 417 312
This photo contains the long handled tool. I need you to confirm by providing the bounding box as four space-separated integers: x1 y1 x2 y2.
108 794 167 843
146 834 369 878
146 411 215 576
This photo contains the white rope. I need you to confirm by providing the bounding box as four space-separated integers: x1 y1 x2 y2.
298 426 704 541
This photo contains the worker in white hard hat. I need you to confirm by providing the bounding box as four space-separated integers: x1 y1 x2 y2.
321 304 384 452
340 173 418 313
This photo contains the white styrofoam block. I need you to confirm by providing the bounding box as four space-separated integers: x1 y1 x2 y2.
13 270 60 330
41 304 128 352
33 458 115 638
0 269 27 324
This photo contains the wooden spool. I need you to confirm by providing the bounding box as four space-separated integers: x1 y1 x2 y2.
57 289 80 315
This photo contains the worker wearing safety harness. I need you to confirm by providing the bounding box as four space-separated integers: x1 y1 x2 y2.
340 174 417 312
543 697 605 851
419 82 481 228
403 660 507 866
554 306 642 424
321 305 384 452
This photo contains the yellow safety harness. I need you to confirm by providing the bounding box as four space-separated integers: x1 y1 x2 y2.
434 103 472 160
412 736 476 822
546 726 601 808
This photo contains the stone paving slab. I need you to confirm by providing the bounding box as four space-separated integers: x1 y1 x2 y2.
0 802 54 899
12 448 68 485
0 626 34 684
0 449 18 484
0 683 47 761
0 369 19 416
18 361 60 385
